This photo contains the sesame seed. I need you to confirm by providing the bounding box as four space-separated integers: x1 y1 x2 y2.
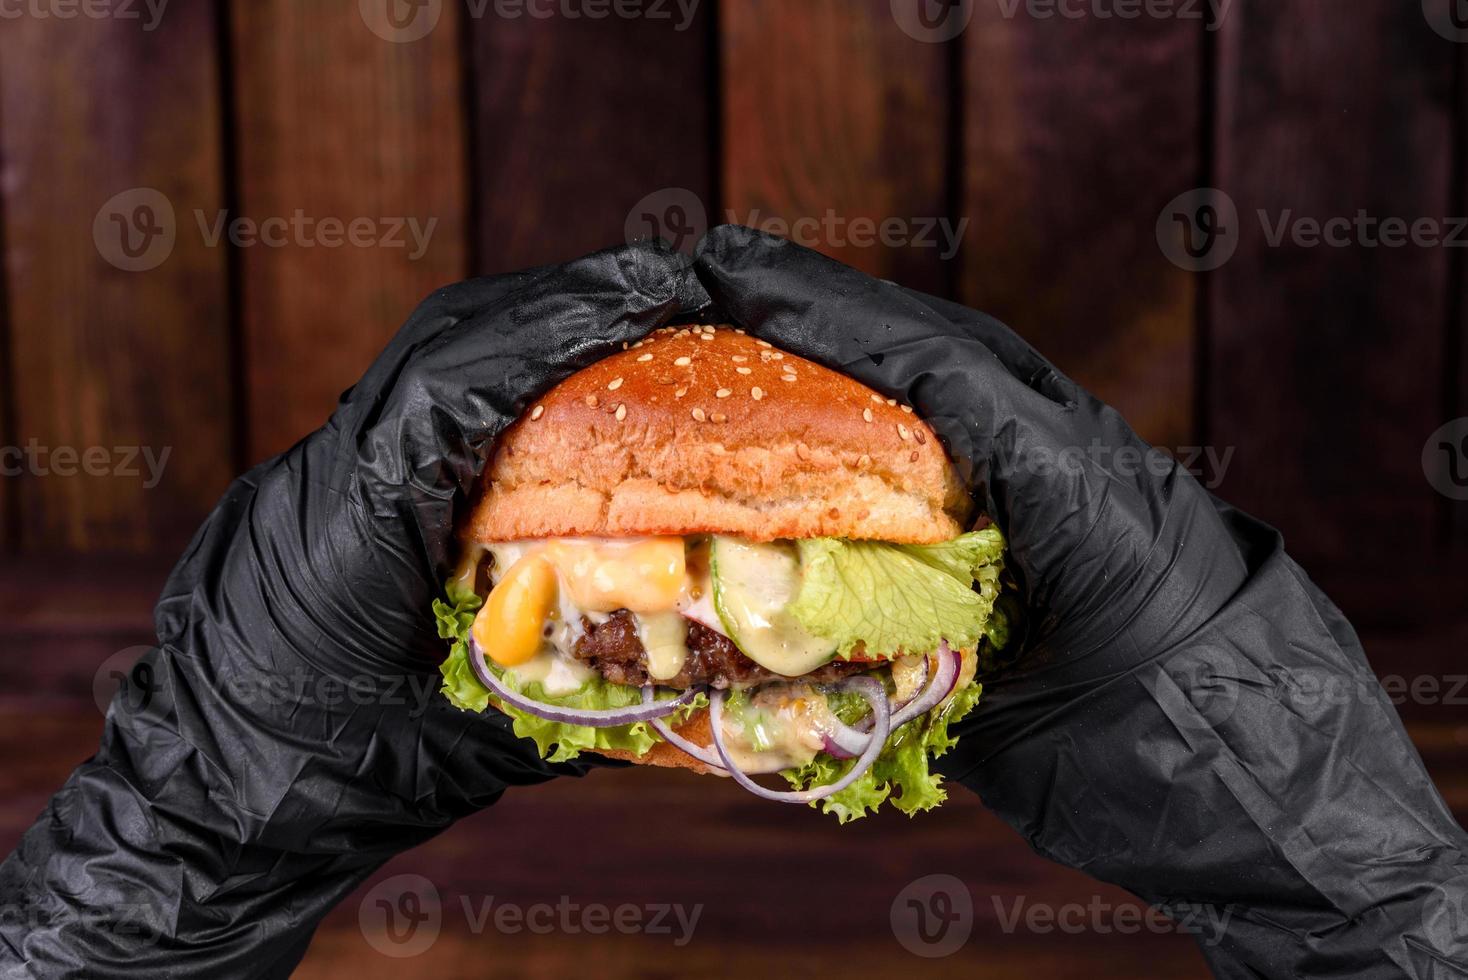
731 355 748 363
621 341 629 350
675 387 687 398
636 353 653 362
871 394 883 404
760 350 774 361
796 442 811 460
674 356 692 367
863 408 873 423
700 333 714 341
780 374 796 382
900 404 913 414
751 386 764 401
756 339 772 348
676 329 690 337
887 399 897 407
897 424 911 441
615 404 627 421
736 366 752 375
915 429 926 444
858 454 872 468
530 405 545 420
585 395 599 408
692 408 706 422
716 388 732 398
710 412 727 423
607 377 624 391
770 352 783 360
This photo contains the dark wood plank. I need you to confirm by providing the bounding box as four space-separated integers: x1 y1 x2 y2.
471 7 713 272
721 0 951 294
961 9 1201 450
1210 0 1455 565
0 6 233 552
230 3 470 462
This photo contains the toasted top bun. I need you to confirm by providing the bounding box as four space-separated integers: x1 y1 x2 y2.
466 325 967 544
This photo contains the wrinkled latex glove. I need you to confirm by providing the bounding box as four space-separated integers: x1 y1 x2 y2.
691 226 1468 979
0 241 700 978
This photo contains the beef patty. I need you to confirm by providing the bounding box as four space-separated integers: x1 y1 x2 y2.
572 610 869 689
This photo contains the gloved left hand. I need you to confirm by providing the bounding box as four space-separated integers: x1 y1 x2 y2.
0 241 700 978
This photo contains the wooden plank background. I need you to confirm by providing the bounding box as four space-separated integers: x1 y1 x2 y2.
961 4 1201 451
721 0 952 295
230 1 471 463
470 6 715 273
2 4 1467 977
0 2 233 553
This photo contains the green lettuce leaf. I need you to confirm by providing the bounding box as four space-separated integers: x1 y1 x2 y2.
782 677 985 822
789 527 1006 658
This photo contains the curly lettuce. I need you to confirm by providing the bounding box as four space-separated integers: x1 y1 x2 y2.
783 678 984 822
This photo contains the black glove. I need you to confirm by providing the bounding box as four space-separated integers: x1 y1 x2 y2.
691 226 1468 979
0 241 702 978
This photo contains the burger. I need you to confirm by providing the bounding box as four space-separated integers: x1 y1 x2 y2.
434 325 1011 820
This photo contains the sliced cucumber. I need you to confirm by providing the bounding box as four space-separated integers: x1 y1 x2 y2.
710 536 836 676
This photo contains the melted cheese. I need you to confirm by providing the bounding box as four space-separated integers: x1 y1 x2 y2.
637 610 691 681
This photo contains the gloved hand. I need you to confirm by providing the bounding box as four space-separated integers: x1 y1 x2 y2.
691 226 1468 979
0 241 702 978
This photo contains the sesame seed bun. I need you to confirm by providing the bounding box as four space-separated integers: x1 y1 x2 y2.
466 325 968 544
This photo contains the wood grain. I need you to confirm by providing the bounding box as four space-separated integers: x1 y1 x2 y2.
0 5 233 552
961 7 1201 450
470 6 714 272
721 0 952 294
229 2 470 462
1209 0 1455 564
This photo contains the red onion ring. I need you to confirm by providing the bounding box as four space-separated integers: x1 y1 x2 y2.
641 685 727 771
822 643 961 757
468 637 698 727
708 676 891 803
